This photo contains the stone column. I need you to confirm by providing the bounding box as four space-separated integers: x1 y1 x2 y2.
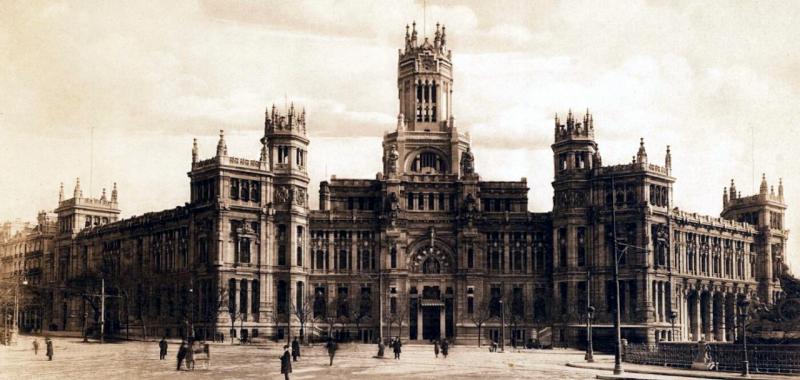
503 232 510 272
704 292 713 341
440 306 446 340
416 305 423 341
717 293 726 342
693 292 701 341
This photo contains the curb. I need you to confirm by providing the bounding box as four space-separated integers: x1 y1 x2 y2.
566 362 793 380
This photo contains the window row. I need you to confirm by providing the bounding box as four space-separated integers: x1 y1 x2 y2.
230 178 261 202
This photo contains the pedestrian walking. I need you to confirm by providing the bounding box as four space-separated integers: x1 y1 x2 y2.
159 337 168 360
434 339 439 358
176 340 187 370
186 339 195 370
32 339 39 355
325 338 337 366
393 338 402 360
45 338 53 361
376 339 385 358
441 339 449 359
291 336 300 362
281 345 292 380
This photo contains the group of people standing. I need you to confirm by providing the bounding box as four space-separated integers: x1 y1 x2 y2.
433 338 449 359
31 337 53 361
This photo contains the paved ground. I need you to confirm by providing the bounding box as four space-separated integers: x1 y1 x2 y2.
0 335 702 380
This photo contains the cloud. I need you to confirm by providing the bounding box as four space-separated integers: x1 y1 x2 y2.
2 0 800 271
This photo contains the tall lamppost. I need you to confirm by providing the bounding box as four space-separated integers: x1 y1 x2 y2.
739 298 750 378
11 279 28 345
585 305 595 362
669 311 677 341
499 299 505 353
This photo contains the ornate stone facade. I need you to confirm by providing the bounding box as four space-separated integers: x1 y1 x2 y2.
0 24 790 346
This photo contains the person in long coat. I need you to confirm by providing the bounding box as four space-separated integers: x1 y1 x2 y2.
441 339 449 358
45 338 53 361
185 339 195 370
176 341 187 370
32 339 39 355
433 340 440 358
291 337 300 362
280 345 292 380
393 338 402 360
159 337 168 360
325 338 337 366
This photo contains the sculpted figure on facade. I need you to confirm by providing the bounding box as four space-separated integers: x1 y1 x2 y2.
275 186 290 204
387 145 399 175
460 147 474 176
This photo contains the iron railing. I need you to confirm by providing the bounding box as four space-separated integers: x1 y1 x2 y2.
624 343 800 374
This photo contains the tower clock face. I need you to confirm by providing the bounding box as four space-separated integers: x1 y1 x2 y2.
423 58 435 71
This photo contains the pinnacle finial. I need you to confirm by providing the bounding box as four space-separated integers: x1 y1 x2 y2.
101 187 107 201
760 173 768 194
111 182 118 203
216 129 227 157
58 182 64 202
192 138 198 163
74 177 81 198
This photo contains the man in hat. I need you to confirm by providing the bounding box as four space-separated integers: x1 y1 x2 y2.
280 345 292 380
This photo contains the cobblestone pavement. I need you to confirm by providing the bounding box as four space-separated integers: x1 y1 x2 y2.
0 335 699 380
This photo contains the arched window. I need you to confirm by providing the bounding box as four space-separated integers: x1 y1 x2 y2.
422 257 440 274
296 281 304 311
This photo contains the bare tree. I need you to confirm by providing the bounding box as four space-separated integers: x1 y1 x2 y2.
470 299 493 347
387 295 408 339
291 294 315 344
318 297 341 339
350 293 372 342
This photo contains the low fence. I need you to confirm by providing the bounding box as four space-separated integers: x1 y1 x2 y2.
623 343 800 375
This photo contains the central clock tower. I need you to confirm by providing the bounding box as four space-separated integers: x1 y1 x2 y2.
397 22 453 133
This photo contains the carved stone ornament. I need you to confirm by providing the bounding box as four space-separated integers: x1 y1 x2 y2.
275 186 290 204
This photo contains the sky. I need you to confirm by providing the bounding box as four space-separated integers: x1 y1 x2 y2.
1 1 799 270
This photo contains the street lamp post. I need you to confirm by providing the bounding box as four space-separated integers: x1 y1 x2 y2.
585 305 595 362
499 299 505 353
669 311 677 341
739 298 750 378
11 279 28 345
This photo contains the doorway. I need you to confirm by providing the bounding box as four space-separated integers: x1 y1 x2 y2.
422 306 441 341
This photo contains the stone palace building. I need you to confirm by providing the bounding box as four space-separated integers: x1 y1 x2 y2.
0 24 790 347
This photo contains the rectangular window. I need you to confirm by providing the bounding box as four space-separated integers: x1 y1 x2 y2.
467 247 474 269
278 245 286 266
231 179 239 200
558 228 567 267
467 296 474 314
407 192 414 210
559 282 568 314
390 246 397 269
418 193 425 211
577 227 586 267
439 193 445 210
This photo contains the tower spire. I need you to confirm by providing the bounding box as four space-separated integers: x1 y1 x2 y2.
111 182 118 203
779 178 784 199
74 177 82 199
760 173 768 194
665 145 672 172
723 187 728 207
216 130 227 157
192 138 198 163
730 179 737 200
636 138 648 164
58 182 64 203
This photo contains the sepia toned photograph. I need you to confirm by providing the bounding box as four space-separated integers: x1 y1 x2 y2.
1 1 799 379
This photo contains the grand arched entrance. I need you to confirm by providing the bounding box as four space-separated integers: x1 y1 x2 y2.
407 240 455 341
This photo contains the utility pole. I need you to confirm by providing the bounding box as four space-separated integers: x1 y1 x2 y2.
611 176 624 375
100 278 105 344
